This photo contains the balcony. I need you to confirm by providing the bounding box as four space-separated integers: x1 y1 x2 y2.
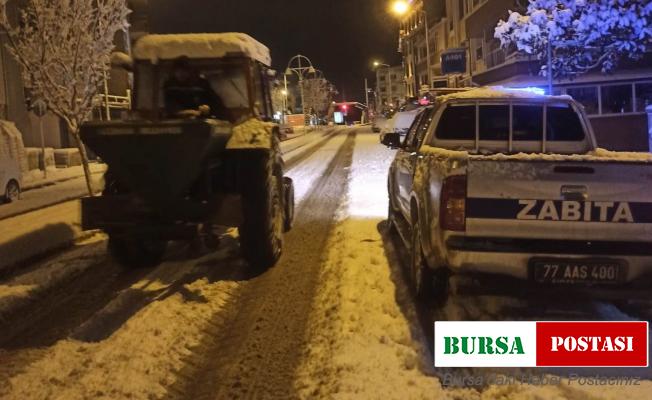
485 47 506 69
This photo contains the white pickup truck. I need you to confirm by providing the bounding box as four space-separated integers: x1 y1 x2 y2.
383 87 652 304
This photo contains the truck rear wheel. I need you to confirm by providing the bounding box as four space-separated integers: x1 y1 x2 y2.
108 236 168 269
411 223 449 306
239 151 284 272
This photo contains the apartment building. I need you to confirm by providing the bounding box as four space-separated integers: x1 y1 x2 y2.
397 0 468 96
376 65 407 107
0 0 141 149
397 0 652 151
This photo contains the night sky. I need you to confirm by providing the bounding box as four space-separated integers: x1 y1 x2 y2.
151 0 403 102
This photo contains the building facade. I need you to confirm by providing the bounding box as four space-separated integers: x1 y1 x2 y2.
0 0 81 149
376 65 406 108
0 0 140 149
396 0 652 151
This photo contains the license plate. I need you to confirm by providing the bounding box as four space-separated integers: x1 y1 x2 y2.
531 259 625 285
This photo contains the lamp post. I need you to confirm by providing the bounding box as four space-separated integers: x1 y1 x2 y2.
281 89 288 122
285 54 316 127
392 0 432 90
374 61 392 108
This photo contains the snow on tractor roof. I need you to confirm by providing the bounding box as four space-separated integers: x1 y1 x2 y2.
133 33 272 65
438 86 572 102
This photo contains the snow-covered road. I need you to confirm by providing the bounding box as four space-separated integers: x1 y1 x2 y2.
0 127 650 400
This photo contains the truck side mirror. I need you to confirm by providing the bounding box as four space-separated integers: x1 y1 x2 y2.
381 131 402 149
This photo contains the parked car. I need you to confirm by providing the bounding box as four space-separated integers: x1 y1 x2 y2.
0 141 21 204
379 106 422 144
383 87 652 304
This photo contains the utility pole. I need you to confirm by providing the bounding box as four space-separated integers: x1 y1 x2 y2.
283 74 289 121
32 99 48 179
387 68 393 106
364 78 369 109
547 37 553 95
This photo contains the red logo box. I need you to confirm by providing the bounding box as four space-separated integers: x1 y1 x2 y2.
536 321 649 367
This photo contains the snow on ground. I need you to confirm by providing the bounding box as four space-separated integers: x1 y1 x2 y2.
0 236 105 318
2 245 243 400
0 129 345 399
287 130 348 204
294 132 449 399
0 201 88 272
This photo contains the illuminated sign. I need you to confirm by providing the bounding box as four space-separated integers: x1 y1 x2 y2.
441 48 467 75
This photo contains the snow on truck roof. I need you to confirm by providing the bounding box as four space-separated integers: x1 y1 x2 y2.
132 33 272 65
438 86 572 102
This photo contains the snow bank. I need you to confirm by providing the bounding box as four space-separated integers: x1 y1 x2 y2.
133 33 272 66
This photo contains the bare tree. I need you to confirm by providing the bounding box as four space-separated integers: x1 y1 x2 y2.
302 78 334 118
0 0 130 195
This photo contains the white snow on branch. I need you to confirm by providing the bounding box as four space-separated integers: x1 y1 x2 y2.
495 0 652 79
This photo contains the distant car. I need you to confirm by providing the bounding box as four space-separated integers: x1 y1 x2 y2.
0 143 21 203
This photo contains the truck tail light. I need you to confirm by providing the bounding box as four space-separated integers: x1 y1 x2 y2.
440 175 467 232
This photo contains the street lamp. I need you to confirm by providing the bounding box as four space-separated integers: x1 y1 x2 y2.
391 0 409 15
391 0 432 92
285 54 316 127
373 61 392 109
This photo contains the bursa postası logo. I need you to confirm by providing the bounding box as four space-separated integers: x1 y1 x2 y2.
434 321 649 368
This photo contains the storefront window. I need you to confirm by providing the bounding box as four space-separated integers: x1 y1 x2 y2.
635 82 652 112
566 87 599 115
601 84 633 114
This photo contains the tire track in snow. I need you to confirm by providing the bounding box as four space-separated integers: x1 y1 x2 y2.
169 130 358 400
284 127 345 170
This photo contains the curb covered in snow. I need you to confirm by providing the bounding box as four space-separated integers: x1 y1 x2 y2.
0 200 98 278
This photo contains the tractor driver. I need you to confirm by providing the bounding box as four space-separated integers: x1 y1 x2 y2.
164 56 230 120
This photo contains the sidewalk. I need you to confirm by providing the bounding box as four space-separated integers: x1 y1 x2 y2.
22 163 106 191
0 165 105 221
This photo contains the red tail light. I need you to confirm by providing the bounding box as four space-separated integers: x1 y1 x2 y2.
440 175 467 231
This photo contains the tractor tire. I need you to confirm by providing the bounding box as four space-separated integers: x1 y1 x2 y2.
239 150 284 272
